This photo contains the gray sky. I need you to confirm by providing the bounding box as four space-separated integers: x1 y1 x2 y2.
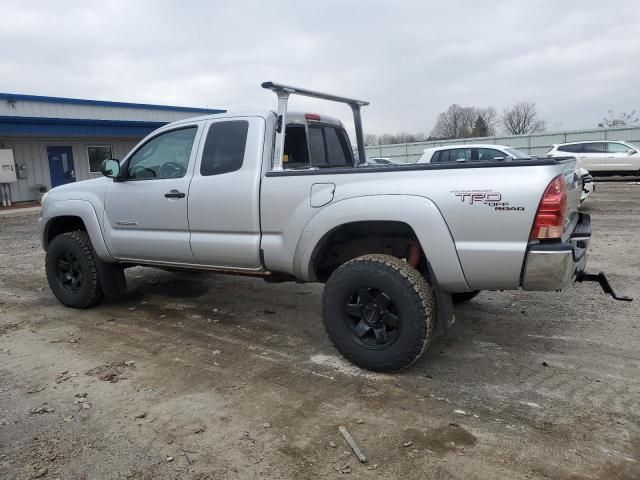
1 0 639 136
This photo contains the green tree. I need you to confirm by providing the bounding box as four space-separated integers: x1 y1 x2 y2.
471 115 489 137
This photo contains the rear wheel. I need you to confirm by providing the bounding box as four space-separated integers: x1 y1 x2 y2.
451 291 481 304
45 231 103 308
322 254 435 372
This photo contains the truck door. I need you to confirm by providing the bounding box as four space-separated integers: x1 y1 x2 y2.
577 142 606 172
187 116 263 269
102 124 202 263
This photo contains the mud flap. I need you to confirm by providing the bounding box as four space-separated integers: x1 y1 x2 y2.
425 262 457 337
95 259 127 298
576 271 633 302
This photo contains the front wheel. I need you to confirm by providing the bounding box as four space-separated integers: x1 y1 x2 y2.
45 231 103 308
322 254 435 372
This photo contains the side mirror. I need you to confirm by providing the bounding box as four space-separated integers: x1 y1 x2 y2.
628 149 636 155
101 159 120 178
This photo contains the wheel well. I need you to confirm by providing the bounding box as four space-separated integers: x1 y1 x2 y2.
45 216 87 249
311 221 424 281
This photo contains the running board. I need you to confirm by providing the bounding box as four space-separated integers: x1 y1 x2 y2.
576 271 633 302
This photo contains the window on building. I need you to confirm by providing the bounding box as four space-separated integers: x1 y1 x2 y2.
200 121 249 176
87 146 113 173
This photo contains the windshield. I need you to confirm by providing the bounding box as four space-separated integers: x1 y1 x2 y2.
503 147 529 158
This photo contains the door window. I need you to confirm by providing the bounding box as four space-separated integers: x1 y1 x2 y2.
200 121 249 176
558 144 583 153
581 142 606 153
450 148 472 162
126 127 197 180
476 148 505 161
607 142 631 153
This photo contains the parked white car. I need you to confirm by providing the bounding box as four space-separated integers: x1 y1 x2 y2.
545 141 640 176
417 143 593 202
416 144 530 164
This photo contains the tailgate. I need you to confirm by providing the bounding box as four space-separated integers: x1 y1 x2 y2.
557 157 582 242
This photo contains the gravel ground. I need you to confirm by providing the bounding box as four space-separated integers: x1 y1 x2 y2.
0 181 638 480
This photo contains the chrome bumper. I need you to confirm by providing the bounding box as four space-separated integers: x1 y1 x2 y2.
521 213 590 291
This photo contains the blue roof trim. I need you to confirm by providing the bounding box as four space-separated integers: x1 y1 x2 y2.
0 92 225 114
0 115 169 137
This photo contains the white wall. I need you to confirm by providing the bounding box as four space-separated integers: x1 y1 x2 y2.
0 136 139 202
0 99 217 123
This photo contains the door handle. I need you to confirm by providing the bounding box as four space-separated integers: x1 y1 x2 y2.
164 190 185 199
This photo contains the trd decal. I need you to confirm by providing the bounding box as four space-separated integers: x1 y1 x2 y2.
450 190 525 211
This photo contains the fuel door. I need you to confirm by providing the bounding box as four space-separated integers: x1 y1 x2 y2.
310 183 335 208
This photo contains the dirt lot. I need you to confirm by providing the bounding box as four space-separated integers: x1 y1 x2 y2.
1 181 639 480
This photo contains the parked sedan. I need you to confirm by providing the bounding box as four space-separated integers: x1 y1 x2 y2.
416 144 530 164
416 143 593 202
545 140 640 176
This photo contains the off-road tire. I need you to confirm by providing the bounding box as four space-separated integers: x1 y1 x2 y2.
45 231 103 308
451 291 481 304
322 254 435 372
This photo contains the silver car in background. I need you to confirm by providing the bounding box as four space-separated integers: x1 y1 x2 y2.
545 140 640 176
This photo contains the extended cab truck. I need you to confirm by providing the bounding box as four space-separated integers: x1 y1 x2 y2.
39 82 631 372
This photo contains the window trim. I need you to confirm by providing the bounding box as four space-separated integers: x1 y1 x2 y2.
87 145 113 174
120 125 199 182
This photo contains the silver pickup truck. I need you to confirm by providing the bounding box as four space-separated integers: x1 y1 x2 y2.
38 82 630 372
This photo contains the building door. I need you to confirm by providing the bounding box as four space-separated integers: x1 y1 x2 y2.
47 146 76 188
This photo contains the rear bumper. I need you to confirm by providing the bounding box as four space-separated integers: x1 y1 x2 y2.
521 213 590 291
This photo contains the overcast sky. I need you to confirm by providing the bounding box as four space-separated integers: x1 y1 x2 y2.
1 0 639 136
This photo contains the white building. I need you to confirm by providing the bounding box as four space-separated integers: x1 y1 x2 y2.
0 92 223 204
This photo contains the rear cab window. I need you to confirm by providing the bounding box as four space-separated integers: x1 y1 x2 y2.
282 121 354 169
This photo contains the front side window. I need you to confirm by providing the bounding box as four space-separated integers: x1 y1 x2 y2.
476 148 505 161
200 121 248 176
88 146 112 173
450 148 472 162
607 142 631 153
127 127 197 180
503 147 529 158
581 142 606 154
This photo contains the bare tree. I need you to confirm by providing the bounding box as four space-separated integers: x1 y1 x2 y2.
598 110 639 128
365 132 428 146
364 133 379 146
501 102 545 135
430 105 498 139
476 107 498 136
430 104 476 139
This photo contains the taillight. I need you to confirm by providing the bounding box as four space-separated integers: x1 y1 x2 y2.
530 174 566 240
305 113 321 121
